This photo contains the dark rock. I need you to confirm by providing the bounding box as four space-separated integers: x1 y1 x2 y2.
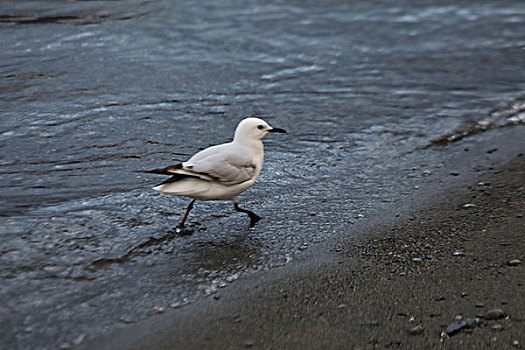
476 318 488 327
445 320 469 335
386 340 401 347
445 317 483 336
465 318 476 327
484 308 505 320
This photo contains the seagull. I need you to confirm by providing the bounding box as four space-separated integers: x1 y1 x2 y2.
140 117 286 230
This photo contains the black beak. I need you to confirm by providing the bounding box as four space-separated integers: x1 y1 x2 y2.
269 127 287 133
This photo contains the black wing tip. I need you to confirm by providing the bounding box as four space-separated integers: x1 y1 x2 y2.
134 163 183 175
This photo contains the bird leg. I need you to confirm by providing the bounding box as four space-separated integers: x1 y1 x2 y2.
233 201 261 227
178 199 196 230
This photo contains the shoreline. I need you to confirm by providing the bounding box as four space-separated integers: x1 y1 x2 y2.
81 126 524 350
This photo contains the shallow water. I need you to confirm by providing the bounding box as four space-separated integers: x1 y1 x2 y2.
1 0 524 348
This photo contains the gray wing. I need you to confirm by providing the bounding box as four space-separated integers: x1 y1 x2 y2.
183 143 257 185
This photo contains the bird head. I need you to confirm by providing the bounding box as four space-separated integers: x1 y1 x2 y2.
234 117 287 143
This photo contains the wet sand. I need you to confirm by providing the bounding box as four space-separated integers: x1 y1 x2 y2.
82 126 524 350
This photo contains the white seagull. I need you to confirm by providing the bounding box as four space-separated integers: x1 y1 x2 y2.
140 117 286 230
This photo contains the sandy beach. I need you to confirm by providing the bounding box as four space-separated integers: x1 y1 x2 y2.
81 126 524 349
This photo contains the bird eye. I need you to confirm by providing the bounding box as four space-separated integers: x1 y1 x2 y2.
257 125 264 130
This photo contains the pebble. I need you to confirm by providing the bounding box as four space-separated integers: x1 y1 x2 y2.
492 323 504 331
119 315 135 324
476 319 488 327
445 320 469 335
507 259 522 266
412 257 423 262
408 325 424 335
452 250 465 256
72 334 87 345
153 306 165 314
445 318 479 336
244 340 256 348
462 203 476 208
484 308 505 320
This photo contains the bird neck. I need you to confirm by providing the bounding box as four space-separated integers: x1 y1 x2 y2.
233 137 264 154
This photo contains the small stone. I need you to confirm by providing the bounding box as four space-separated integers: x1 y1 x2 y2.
408 325 424 335
461 292 468 297
513 340 519 347
72 334 87 345
337 303 347 309
476 318 488 327
507 259 522 266
445 320 469 336
425 254 434 260
412 257 423 262
434 295 446 301
119 315 135 324
465 318 476 327
422 170 432 176
153 306 165 314
213 294 220 300
450 171 460 176
462 203 476 208
475 302 484 308
492 323 503 331
484 308 505 320
452 250 465 256
244 339 256 348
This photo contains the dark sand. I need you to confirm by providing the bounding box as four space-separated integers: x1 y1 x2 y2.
83 127 524 350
